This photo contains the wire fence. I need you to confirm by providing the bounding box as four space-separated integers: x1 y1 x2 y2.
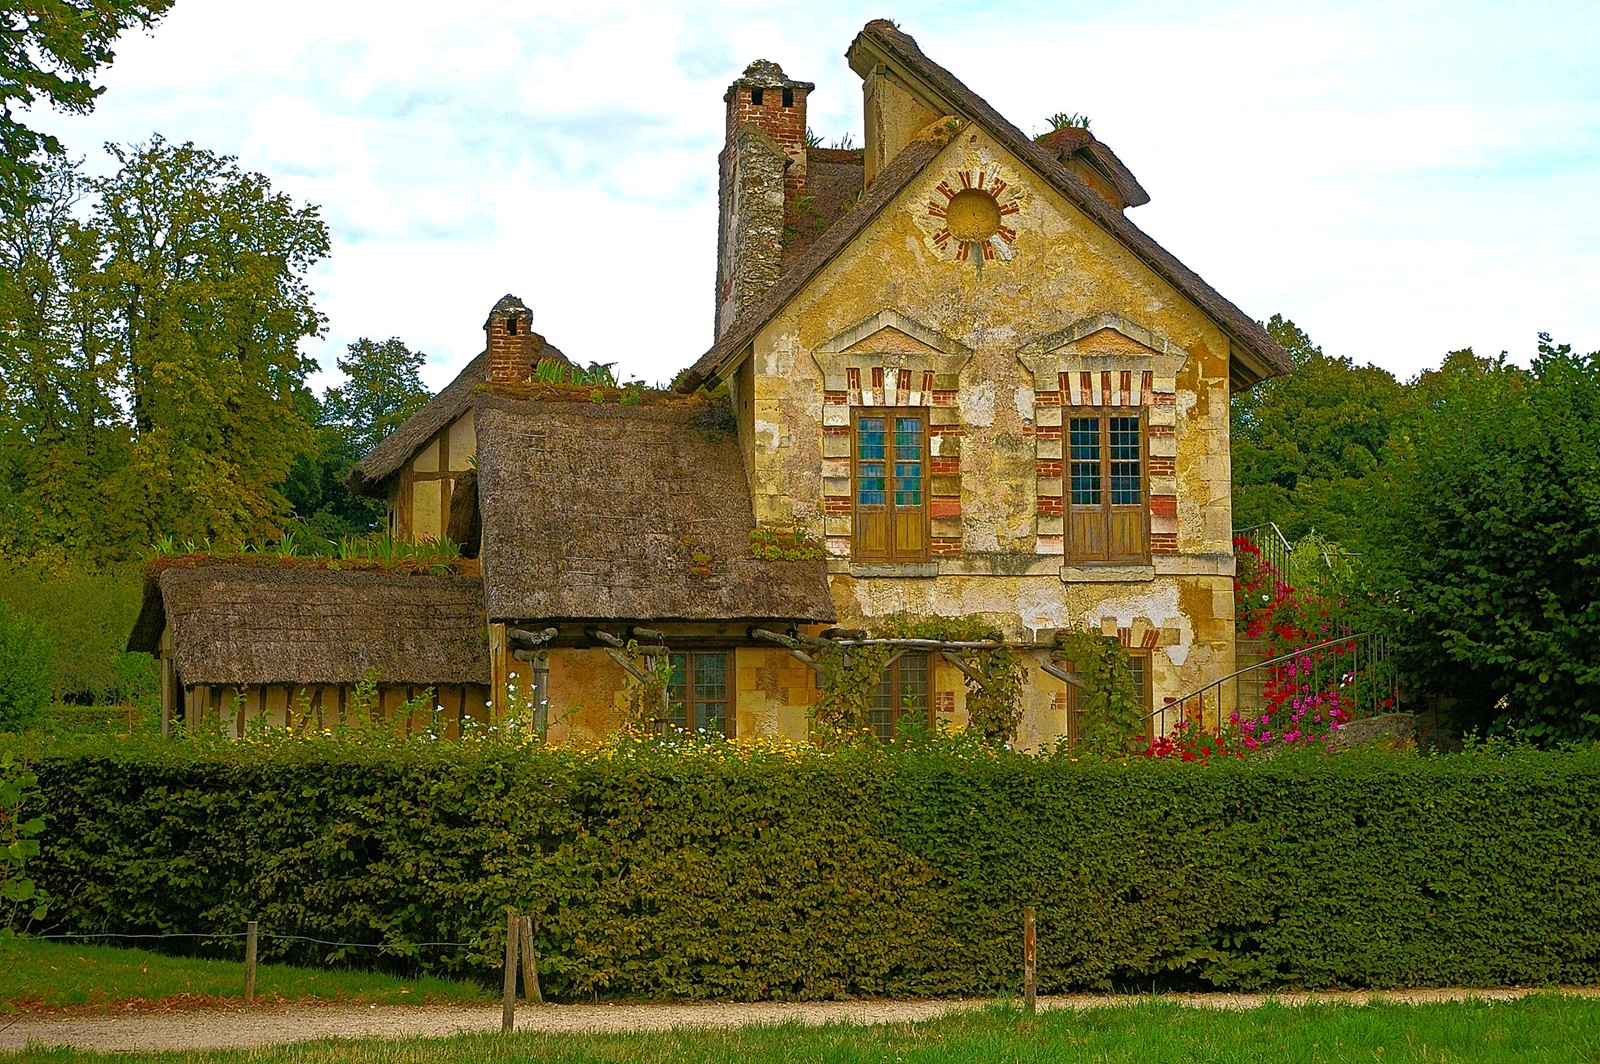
26 915 540 1026
33 930 475 950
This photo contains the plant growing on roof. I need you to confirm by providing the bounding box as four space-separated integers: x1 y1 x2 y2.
748 526 825 561
1045 112 1091 131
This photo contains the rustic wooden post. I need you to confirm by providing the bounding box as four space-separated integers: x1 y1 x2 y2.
518 914 541 1003
244 920 258 1004
1023 906 1037 1014
502 909 519 1032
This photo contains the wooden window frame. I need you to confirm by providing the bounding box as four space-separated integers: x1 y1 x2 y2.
1066 408 1149 565
662 651 733 738
869 651 932 742
851 407 931 562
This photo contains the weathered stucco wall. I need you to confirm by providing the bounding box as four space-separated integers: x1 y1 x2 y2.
740 125 1237 731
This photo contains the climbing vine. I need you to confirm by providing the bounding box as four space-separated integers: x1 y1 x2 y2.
806 615 1025 746
1050 627 1146 754
616 640 676 735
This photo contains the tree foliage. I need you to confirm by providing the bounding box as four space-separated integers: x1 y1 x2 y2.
1370 338 1600 743
0 602 53 729
1231 315 1404 546
0 139 330 559
0 1 174 189
284 337 431 539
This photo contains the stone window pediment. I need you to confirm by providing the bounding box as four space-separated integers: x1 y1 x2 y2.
813 310 973 394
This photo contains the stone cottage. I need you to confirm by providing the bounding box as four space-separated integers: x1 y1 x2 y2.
132 20 1291 746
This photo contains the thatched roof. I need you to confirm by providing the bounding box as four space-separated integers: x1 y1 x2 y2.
1034 126 1150 209
347 340 572 497
475 400 835 624
678 20 1293 392
129 564 489 687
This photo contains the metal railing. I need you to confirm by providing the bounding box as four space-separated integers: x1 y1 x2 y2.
1147 631 1399 737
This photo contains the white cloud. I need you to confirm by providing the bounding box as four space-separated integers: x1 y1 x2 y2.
19 0 1600 392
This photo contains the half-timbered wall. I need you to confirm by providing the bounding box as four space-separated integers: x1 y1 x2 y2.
391 411 477 544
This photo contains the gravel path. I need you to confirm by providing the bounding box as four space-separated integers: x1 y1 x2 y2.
3 987 1595 1054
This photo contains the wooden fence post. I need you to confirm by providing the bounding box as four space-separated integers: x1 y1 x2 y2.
502 909 519 1032
519 915 541 1004
244 920 258 1004
1023 905 1037 1014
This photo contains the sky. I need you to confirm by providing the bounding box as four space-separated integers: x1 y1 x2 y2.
23 0 1600 393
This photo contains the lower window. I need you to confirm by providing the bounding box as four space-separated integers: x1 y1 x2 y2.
1062 647 1154 743
662 652 732 736
869 652 931 742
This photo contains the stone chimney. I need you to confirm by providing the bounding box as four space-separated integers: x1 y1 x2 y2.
714 60 814 339
484 294 538 384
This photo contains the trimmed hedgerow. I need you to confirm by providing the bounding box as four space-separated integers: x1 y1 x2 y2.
21 735 1600 998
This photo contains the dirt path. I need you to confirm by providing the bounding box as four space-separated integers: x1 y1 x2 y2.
3 987 1596 1054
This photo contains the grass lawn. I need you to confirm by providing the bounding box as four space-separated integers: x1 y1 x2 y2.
0 937 492 1011
6 994 1599 1062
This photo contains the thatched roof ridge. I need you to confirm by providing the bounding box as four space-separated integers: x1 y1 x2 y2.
129 565 489 687
678 21 1292 391
475 400 835 624
348 340 573 497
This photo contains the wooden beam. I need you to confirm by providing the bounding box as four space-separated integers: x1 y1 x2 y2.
603 648 651 685
507 627 557 647
1042 662 1090 691
939 649 986 688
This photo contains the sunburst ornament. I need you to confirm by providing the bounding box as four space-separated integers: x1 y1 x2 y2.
921 165 1024 263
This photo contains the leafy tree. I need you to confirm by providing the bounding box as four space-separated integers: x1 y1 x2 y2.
1231 315 1404 547
76 136 331 550
321 337 430 456
284 337 431 539
0 1 174 190
0 154 127 559
1371 337 1600 743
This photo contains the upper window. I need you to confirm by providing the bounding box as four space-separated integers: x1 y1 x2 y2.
869 652 931 742
853 409 929 562
1067 410 1147 563
662 652 732 737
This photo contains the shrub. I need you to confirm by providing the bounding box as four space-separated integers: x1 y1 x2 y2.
0 561 144 704
0 602 52 729
20 734 1600 999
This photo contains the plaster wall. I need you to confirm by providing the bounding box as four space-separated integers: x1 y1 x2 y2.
741 127 1238 728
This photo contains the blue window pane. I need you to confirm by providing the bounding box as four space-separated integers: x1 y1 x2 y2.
1070 416 1102 505
857 417 885 461
894 459 922 505
1109 416 1141 505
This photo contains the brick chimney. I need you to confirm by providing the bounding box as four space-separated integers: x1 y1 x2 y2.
484 294 538 384
714 60 814 339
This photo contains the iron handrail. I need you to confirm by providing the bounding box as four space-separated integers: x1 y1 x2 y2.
1145 632 1369 721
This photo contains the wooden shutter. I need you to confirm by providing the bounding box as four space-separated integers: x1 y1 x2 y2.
854 410 929 562
1067 411 1148 564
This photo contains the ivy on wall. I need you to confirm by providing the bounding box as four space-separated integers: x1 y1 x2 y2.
806 616 1024 744
1051 627 1147 754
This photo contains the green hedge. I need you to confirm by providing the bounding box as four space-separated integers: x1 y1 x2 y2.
22 736 1600 998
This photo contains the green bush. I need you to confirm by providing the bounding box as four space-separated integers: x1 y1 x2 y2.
20 735 1600 998
0 561 144 703
0 602 53 729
